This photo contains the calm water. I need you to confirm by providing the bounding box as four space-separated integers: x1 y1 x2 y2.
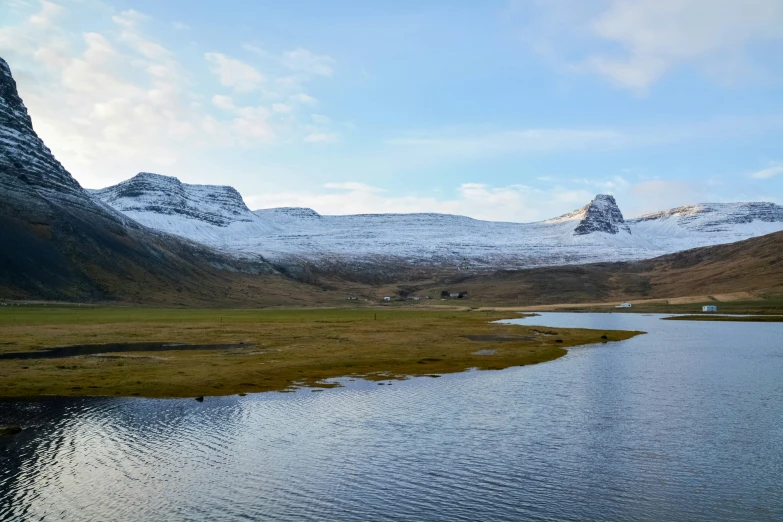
1 313 781 521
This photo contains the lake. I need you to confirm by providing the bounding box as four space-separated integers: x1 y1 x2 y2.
1 313 781 521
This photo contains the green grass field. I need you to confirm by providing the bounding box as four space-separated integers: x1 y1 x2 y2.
0 306 476 326
0 306 641 398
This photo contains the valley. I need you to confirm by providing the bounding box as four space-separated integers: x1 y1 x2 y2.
3 2 783 519
93 173 783 276
2 54 782 310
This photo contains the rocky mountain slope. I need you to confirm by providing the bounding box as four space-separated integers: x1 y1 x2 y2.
0 56 325 305
93 174 783 274
419 229 783 306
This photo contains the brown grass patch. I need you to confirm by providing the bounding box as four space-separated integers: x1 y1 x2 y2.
0 308 641 398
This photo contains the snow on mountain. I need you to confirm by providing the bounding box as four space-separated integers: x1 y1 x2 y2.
90 173 278 252
544 194 630 235
91 180 783 270
0 57 136 228
1 55 280 301
0 57 88 206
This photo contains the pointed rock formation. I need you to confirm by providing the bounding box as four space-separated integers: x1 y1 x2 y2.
573 195 630 235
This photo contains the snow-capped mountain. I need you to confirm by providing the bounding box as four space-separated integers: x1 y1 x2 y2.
90 173 277 251
544 194 630 235
0 56 276 301
92 173 783 270
0 58 99 215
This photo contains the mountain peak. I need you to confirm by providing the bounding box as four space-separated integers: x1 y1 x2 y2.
92 173 255 227
0 56 82 196
573 194 630 235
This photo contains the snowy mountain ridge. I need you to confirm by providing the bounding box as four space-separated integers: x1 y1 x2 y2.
0 57 88 205
91 173 783 270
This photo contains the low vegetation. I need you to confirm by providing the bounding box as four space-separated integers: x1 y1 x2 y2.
0 307 641 398
519 297 783 315
662 314 783 322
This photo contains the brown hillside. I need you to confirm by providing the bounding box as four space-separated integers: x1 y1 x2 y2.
420 231 783 306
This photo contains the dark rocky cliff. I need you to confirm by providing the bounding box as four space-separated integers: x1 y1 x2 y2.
573 195 631 235
0 56 278 303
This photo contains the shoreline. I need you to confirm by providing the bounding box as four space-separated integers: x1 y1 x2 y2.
0 308 642 399
661 315 783 322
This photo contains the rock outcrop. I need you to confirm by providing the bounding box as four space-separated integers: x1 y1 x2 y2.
572 195 631 235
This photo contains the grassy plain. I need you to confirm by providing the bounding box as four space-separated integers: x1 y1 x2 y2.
661 314 783 322
0 307 640 398
510 296 783 315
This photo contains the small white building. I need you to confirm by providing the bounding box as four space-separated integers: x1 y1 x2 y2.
383 296 391 301
617 303 632 308
702 305 717 312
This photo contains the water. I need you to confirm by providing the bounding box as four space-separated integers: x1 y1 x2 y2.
0 342 255 360
1 313 781 521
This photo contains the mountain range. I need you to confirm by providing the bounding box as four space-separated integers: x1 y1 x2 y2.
0 57 318 305
91 172 783 275
1 54 782 304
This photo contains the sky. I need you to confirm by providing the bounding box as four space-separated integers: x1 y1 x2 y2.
1 0 783 221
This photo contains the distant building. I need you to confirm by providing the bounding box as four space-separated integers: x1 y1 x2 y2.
617 303 632 308
383 296 391 301
449 293 460 298
702 305 717 312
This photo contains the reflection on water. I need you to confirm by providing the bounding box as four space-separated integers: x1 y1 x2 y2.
1 314 781 521
0 342 253 360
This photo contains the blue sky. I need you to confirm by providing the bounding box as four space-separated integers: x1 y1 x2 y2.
2 0 782 220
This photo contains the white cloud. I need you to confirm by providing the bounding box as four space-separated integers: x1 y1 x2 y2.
624 180 704 216
231 106 275 143
324 182 383 192
750 162 783 179
388 128 624 158
304 132 341 143
282 48 335 77
530 0 783 92
205 52 265 92
111 9 147 28
172 21 190 31
245 181 595 222
211 94 235 110
242 44 267 56
293 93 318 105
572 175 629 192
0 1 340 187
311 114 331 125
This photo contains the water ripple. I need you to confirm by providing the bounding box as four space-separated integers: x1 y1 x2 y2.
1 314 782 520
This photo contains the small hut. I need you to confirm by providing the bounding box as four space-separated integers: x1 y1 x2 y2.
702 305 717 312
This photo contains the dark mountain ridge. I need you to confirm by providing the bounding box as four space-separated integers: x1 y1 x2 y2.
0 57 302 305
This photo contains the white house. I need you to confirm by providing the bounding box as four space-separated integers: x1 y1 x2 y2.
383 296 391 301
617 303 632 308
702 305 717 312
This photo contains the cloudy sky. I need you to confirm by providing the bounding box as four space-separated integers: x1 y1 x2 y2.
2 0 783 221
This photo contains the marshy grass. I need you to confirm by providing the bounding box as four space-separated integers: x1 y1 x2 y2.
0 307 642 398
